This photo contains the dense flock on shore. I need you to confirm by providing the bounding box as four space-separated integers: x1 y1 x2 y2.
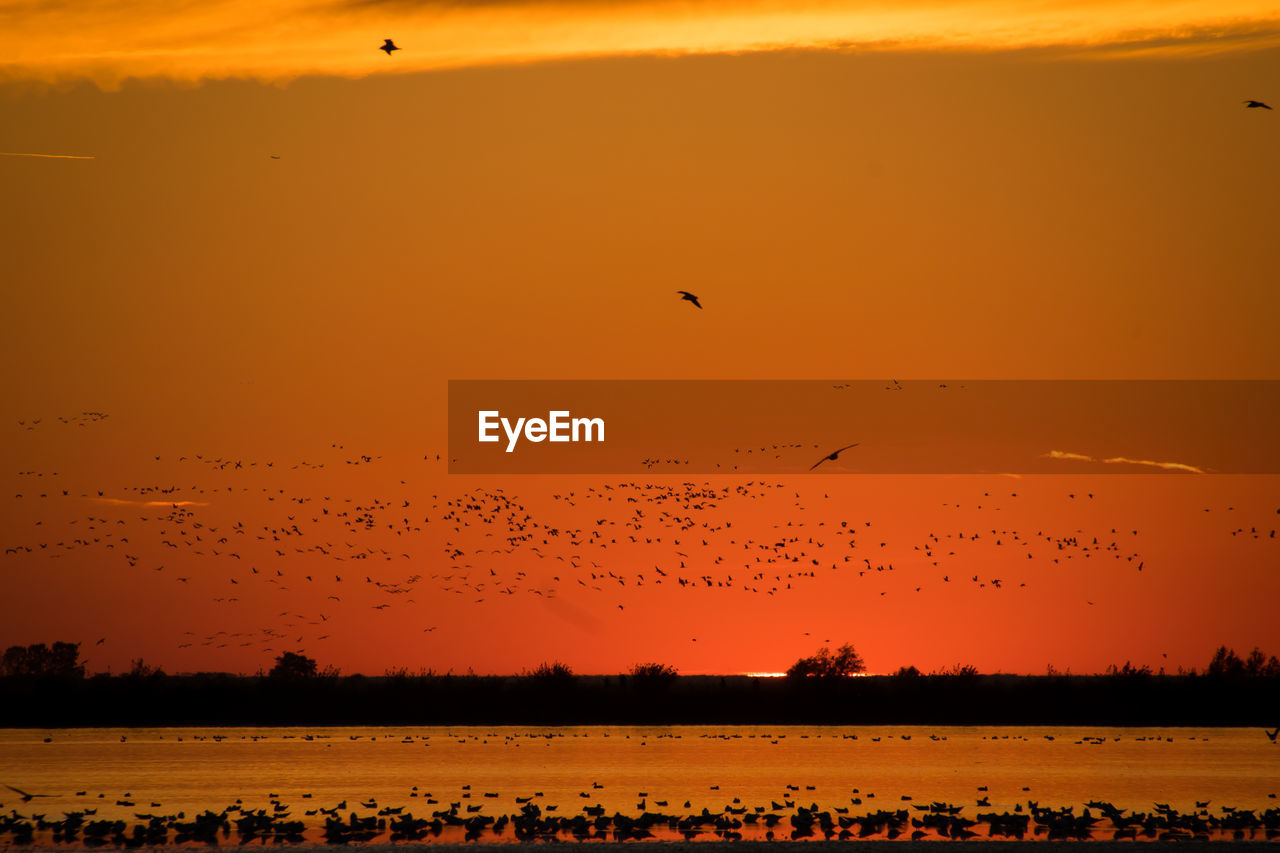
4 788 1280 847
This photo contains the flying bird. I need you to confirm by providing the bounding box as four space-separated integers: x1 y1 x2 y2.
1243 100 1272 109
1266 727 1279 742
5 784 52 803
677 291 702 309
809 442 859 471
380 39 400 55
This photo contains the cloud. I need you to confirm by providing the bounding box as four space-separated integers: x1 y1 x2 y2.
0 151 95 158
0 0 1277 87
91 497 211 506
1042 450 1204 474
1099 455 1206 474
1043 450 1095 462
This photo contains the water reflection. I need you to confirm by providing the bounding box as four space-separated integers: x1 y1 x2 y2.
2 725 1277 846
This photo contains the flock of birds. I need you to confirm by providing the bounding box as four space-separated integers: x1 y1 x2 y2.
4 796 1278 846
4 468 1143 654
4 398 1278 670
3 37 1276 853
1 40 1274 673
3 756 1279 848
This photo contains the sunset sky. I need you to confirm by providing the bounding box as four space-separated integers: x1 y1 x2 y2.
1 0 1277 677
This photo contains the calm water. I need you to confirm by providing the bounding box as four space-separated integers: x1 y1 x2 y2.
2 725 1278 844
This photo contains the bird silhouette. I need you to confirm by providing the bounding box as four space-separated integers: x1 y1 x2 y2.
809 443 859 471
1243 100 1272 109
677 291 702 309
1266 727 1279 742
5 784 52 803
380 39 400 55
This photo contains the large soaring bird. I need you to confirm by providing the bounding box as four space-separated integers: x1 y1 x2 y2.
5 784 52 803
809 442 860 471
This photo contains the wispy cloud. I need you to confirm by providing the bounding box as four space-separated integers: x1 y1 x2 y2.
1043 450 1095 462
90 497 210 507
1099 455 1206 474
1042 450 1205 473
0 151 95 158
0 0 1276 87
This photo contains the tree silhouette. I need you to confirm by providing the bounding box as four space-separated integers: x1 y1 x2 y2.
786 643 865 679
1207 646 1244 677
0 642 84 678
269 651 318 679
1208 645 1280 677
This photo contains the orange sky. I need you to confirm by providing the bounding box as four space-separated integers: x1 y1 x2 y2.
1 0 1278 676
3 0 1280 86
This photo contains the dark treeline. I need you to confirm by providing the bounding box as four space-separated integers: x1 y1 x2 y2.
2 671 1278 727
3 642 1278 727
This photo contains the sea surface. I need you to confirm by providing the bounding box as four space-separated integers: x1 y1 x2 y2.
2 725 1277 845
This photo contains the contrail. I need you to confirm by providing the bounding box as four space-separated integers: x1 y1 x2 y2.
0 152 95 159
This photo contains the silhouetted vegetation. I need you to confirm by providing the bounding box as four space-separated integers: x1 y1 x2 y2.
527 661 574 681
934 663 981 678
786 644 865 679
126 658 164 679
2 642 1278 726
269 651 319 679
1105 661 1153 678
1207 645 1280 677
0 670 1276 726
0 642 84 678
628 662 679 687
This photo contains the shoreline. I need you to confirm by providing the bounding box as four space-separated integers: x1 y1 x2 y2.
4 722 1277 730
3 673 1278 728
8 843 1277 852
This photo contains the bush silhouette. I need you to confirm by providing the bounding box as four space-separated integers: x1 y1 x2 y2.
934 663 981 678
629 662 679 688
127 658 164 678
1105 661 1152 678
527 661 574 681
787 644 865 679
